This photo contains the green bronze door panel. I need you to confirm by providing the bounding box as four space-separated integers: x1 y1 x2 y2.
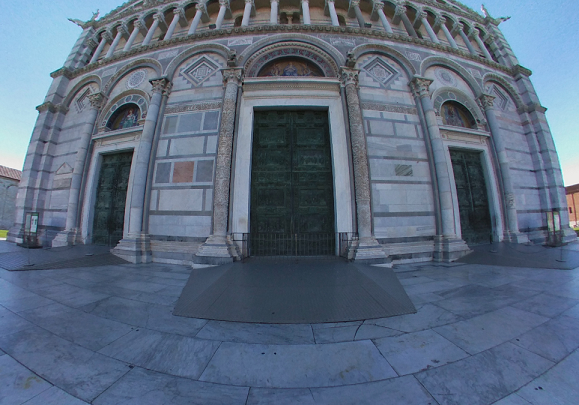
92 151 133 246
450 149 492 245
250 110 335 255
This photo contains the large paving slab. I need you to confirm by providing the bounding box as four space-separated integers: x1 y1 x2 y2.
1 240 579 405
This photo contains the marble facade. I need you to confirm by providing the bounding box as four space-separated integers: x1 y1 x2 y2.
8 0 576 265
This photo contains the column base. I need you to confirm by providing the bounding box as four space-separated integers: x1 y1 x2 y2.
433 235 471 262
562 227 579 244
504 231 530 244
352 237 391 265
193 235 235 266
112 233 152 264
52 229 79 247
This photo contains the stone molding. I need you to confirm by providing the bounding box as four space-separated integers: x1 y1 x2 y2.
165 101 222 114
50 67 74 79
360 102 418 115
244 41 339 78
242 78 341 93
36 102 69 114
440 129 488 145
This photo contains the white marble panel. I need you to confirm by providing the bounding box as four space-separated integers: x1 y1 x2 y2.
159 189 203 211
169 137 205 156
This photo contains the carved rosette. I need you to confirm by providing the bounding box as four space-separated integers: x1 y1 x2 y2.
212 68 243 236
341 67 373 238
478 94 496 110
409 77 433 99
87 92 106 110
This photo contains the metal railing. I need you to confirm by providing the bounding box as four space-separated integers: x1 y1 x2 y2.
229 232 359 259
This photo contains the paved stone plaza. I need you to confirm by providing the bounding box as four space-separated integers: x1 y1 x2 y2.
1 241 579 404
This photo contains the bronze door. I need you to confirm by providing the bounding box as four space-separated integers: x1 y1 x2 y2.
250 110 335 255
450 149 492 245
92 151 133 246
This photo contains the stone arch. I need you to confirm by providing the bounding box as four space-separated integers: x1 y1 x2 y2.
239 34 345 74
63 75 102 110
161 2 182 14
244 41 340 78
164 43 231 78
103 58 163 96
420 56 483 96
350 43 417 77
439 13 458 25
482 73 525 110
431 86 486 129
99 90 150 130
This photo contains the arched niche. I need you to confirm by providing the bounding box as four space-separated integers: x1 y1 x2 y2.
257 57 325 77
441 100 476 129
106 103 141 130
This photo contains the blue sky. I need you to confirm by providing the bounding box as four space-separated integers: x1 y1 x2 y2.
1 0 577 185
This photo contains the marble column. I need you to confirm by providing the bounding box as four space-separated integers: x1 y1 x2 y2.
124 20 145 51
105 25 128 58
301 0 311 25
472 29 494 61
439 18 458 49
395 5 418 38
216 0 228 29
410 76 470 261
269 0 279 24
479 94 527 243
188 4 206 34
89 32 111 64
52 93 106 247
350 0 366 28
241 0 253 27
164 7 184 40
341 68 388 263
113 78 172 263
195 68 243 265
454 23 477 55
372 1 393 34
419 12 440 44
143 14 165 45
326 0 339 26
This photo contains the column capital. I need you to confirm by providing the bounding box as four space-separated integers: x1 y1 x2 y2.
409 76 433 98
418 11 428 20
451 21 464 36
478 93 496 110
244 0 254 4
221 68 243 86
173 6 185 17
87 92 107 110
101 31 114 42
36 101 58 114
150 78 172 94
220 0 230 6
195 3 207 12
116 24 130 37
340 67 359 87
372 1 384 11
351 0 360 7
85 38 98 49
153 13 166 24
395 5 407 16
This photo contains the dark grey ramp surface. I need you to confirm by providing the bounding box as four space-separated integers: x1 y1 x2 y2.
174 258 416 323
458 242 579 270
0 243 128 271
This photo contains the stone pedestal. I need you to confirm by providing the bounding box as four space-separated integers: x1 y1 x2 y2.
352 237 390 265
433 236 471 262
52 229 79 247
112 233 152 264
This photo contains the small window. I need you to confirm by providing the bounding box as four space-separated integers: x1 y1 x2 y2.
107 103 140 130
441 101 476 129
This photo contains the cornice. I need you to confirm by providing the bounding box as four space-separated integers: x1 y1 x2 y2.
50 67 74 79
62 25 521 81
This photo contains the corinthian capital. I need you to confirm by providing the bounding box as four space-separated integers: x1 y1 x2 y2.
195 3 207 12
220 0 230 6
150 78 172 94
409 76 433 98
101 31 113 42
340 68 359 87
351 0 360 7
221 68 242 86
85 38 98 49
153 13 166 24
372 1 384 12
87 92 106 110
395 5 407 17
478 94 495 110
